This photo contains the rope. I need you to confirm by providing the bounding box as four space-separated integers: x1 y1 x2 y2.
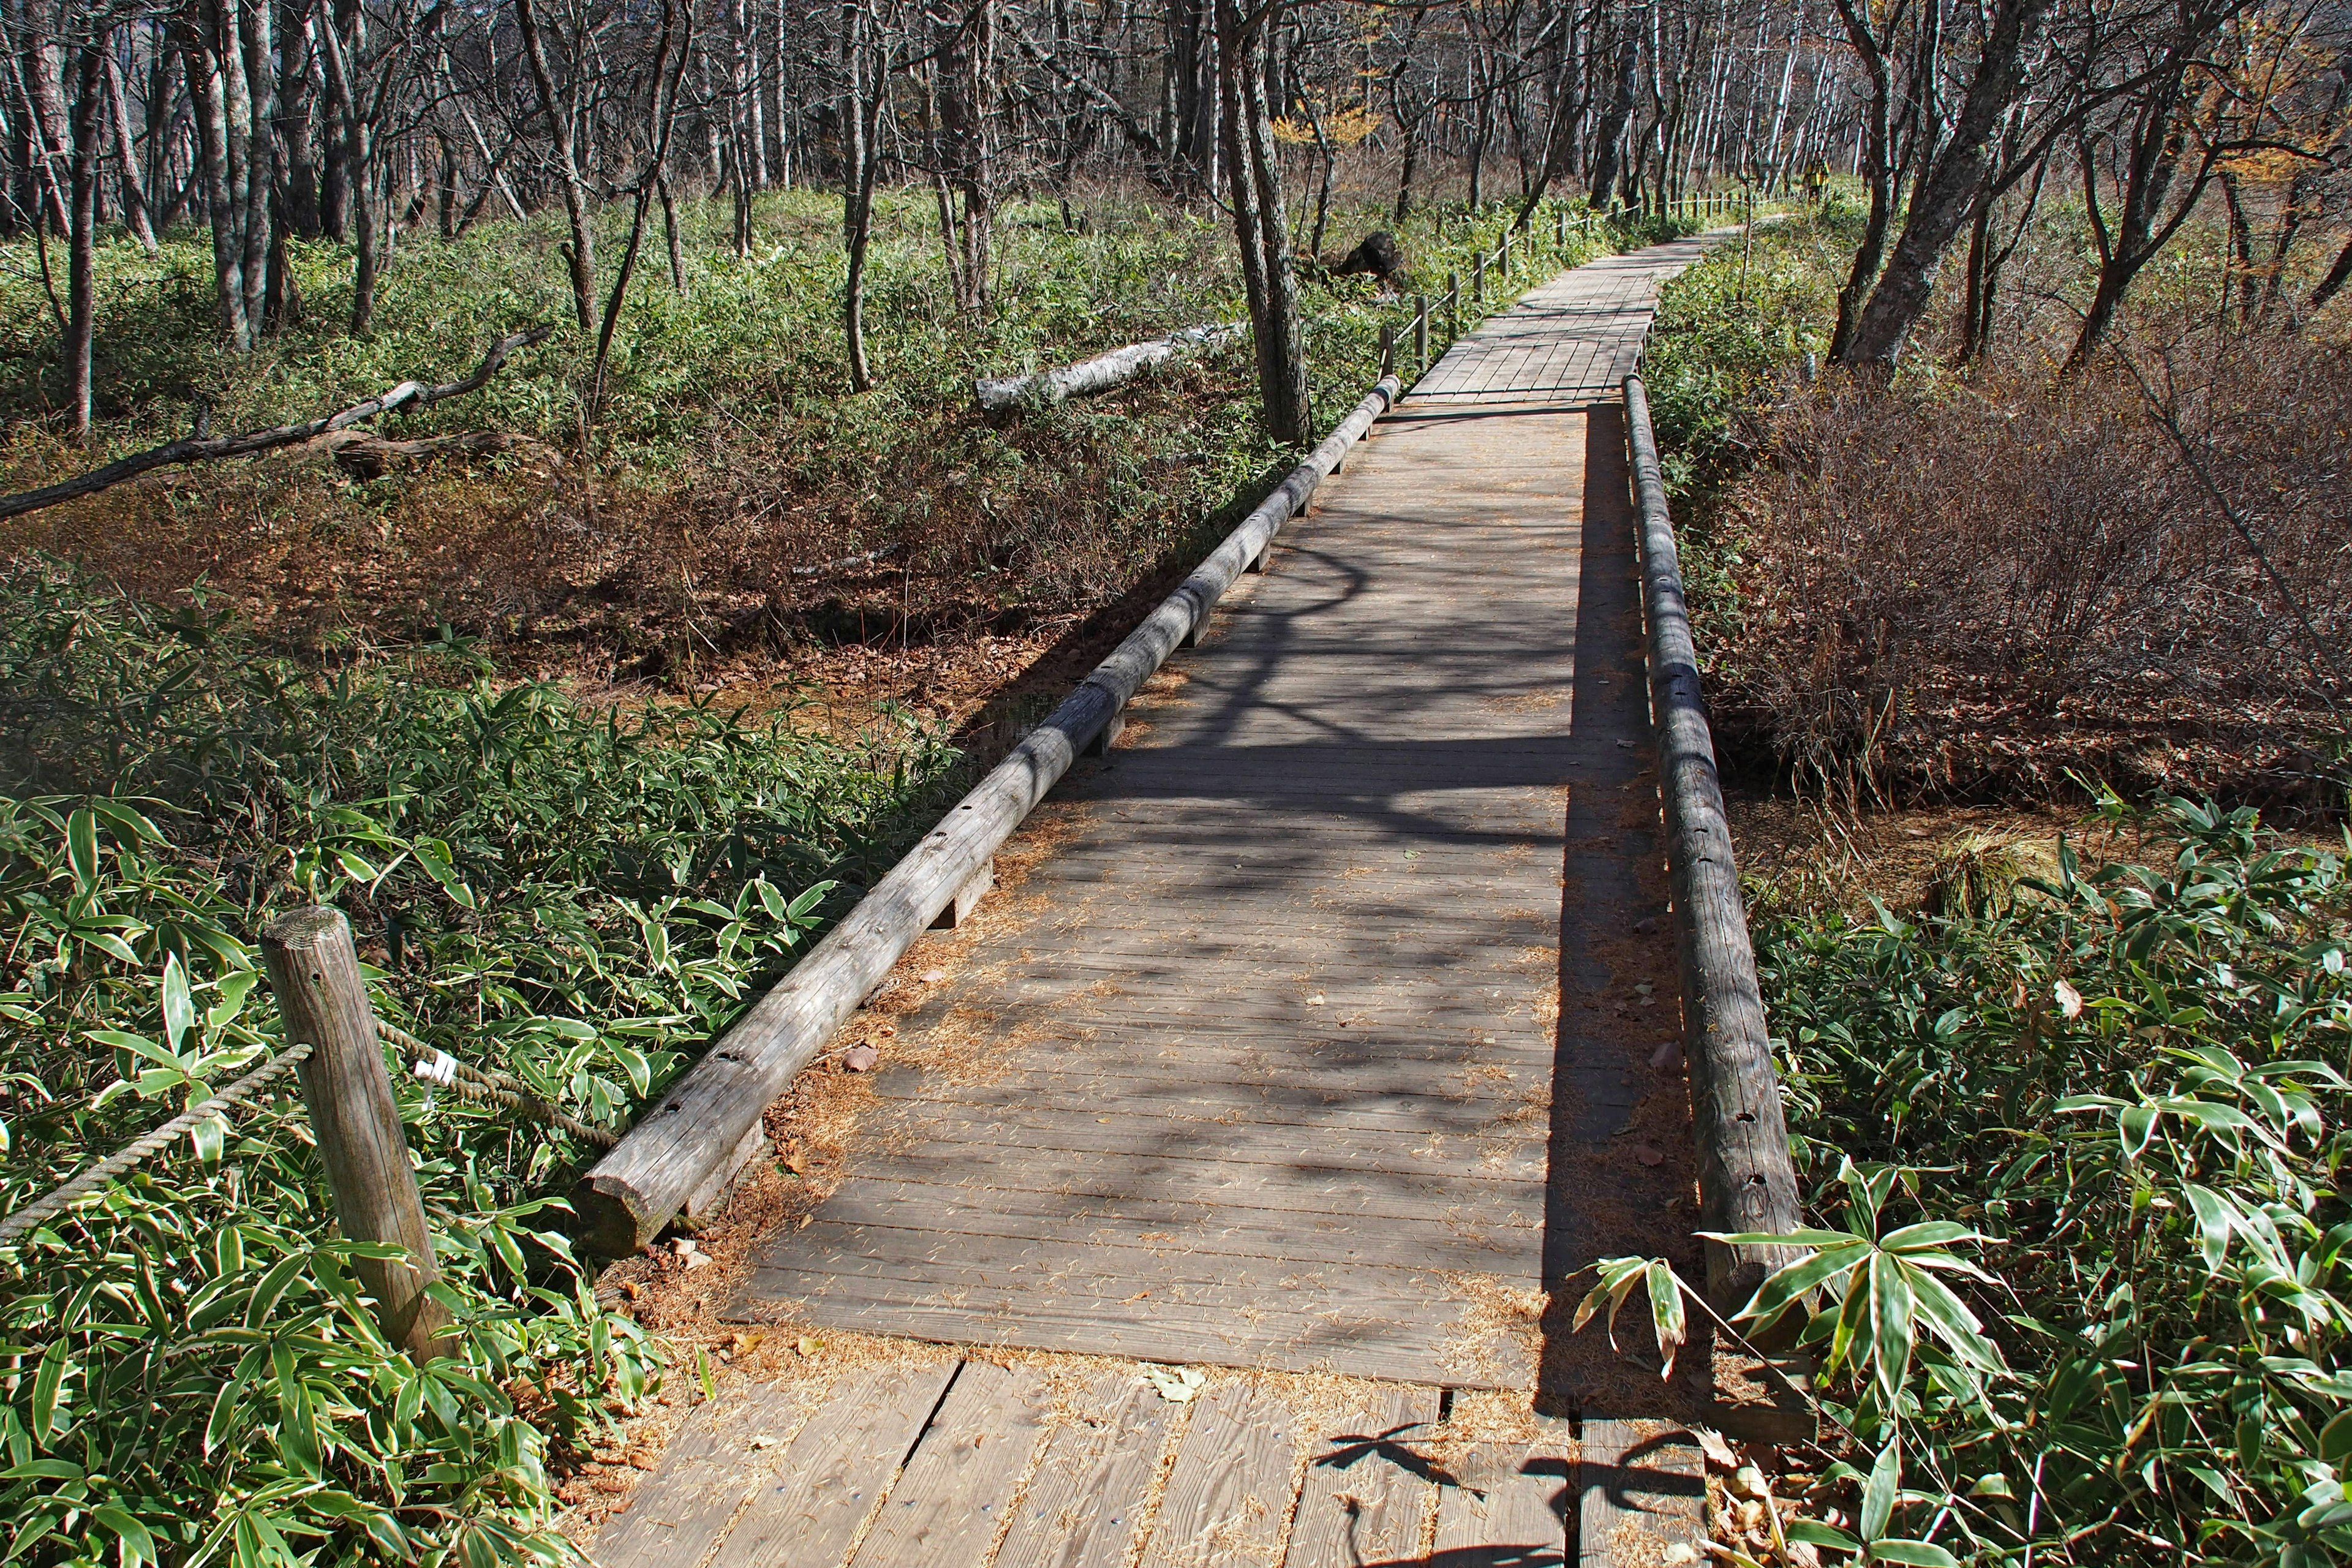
0 1042 313 1245
375 1021 620 1151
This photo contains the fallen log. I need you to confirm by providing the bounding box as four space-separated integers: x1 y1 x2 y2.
0 324 554 522
303 428 557 480
974 322 1237 413
573 368 1404 1256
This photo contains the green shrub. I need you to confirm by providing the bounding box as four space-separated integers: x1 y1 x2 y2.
0 559 951 1565
1599 797 2352 1562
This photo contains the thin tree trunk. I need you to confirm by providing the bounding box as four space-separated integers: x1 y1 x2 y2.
840 0 881 391
313 0 377 334
102 44 156 253
236 0 277 337
589 0 684 413
64 43 102 439
1843 0 2051 366
1218 0 1306 444
184 13 253 348
515 0 597 332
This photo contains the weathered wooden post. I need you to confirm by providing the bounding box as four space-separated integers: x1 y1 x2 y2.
260 907 454 1360
1499 230 1510 276
1413 295 1429 366
1378 322 1395 379
1472 252 1485 301
1446 273 1460 339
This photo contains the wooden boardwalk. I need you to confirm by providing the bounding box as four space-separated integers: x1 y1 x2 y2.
594 234 1726 1567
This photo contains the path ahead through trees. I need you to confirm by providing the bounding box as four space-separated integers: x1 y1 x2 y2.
598 233 1728 1568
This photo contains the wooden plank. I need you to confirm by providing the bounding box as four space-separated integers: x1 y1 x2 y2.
590 1382 816 1568
849 1104 1548 1183
709 1359 959 1568
805 1182 1537 1273
1281 1383 1442 1568
834 1142 1547 1219
1432 1433 1577 1567
990 1371 1182 1568
846 1360 1047 1567
745 1287 1510 1389
1138 1382 1303 1568
1576 1420 1703 1568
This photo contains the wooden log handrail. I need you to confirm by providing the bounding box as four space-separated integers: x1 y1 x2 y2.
572 372 1406 1255
1622 372 1804 1314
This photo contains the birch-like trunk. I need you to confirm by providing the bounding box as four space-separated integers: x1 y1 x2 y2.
515 0 598 333
64 42 101 437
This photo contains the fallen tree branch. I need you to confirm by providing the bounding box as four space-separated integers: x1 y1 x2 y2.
974 323 1237 414
0 324 555 521
790 543 897 577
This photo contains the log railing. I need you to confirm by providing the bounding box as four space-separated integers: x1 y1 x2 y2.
573 371 1406 1254
1621 371 1804 1313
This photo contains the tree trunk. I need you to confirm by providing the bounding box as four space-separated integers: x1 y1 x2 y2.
515 0 597 333
589 0 682 413
10 0 71 235
184 12 254 349
313 0 376 334
236 0 278 339
64 43 102 439
840 0 881 391
937 0 997 314
102 44 156 253
1217 0 1307 445
1588 12 1638 209
1841 0 2052 367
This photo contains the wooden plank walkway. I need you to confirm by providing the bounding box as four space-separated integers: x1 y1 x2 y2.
590 234 1728 1568
733 233 1723 1387
589 1348 1703 1568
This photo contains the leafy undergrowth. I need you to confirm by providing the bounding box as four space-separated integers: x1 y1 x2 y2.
1 191 1643 684
0 560 954 1566
1602 797 2352 1564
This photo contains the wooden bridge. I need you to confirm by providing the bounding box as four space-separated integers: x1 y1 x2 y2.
592 233 1735 1568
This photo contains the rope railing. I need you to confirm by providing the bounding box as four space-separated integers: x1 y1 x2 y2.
0 954 622 1254
0 1041 314 1245
378 1019 620 1150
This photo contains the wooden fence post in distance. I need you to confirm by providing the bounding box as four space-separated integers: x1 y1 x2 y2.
260 907 454 1360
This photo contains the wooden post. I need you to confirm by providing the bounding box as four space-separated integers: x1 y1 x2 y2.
1378 322 1395 379
1472 252 1484 301
1620 377 1804 1317
1447 273 1460 339
1413 295 1428 366
260 907 454 1359
1499 230 1510 276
